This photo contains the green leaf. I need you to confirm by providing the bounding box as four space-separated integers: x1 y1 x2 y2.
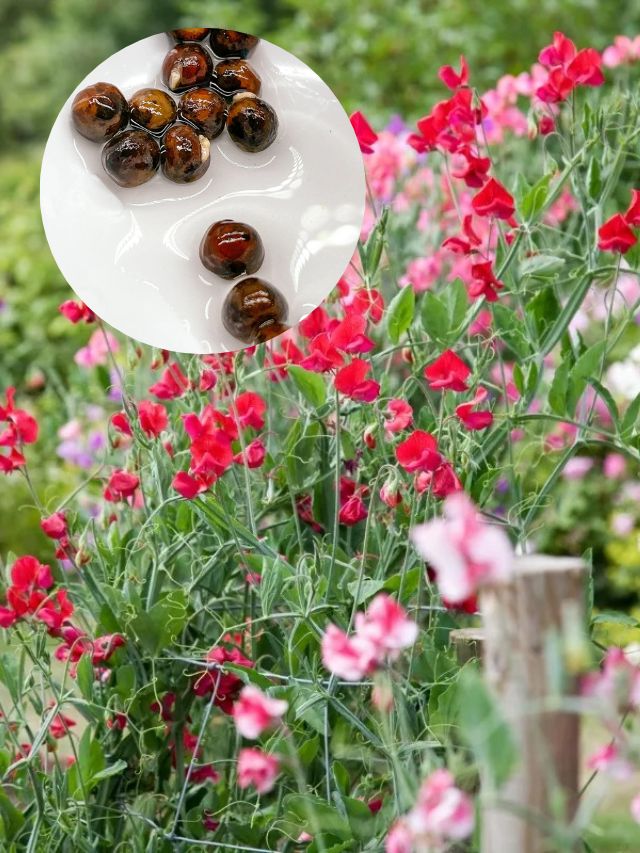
589 379 619 427
387 285 415 344
527 287 561 342
283 794 351 840
0 789 24 841
76 654 94 702
587 158 601 200
457 666 518 790
548 360 570 416
67 729 106 798
128 590 187 655
260 556 288 617
346 577 386 605
591 612 639 627
421 291 449 344
519 254 564 278
620 392 640 439
0 652 21 705
288 365 327 408
571 341 606 382
363 206 389 278
492 303 530 359
519 173 552 221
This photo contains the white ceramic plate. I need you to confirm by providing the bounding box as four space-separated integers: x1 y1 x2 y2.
40 33 365 353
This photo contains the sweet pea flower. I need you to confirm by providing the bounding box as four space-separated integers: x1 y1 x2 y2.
598 214 637 254
237 748 280 794
384 399 413 435
411 493 513 604
334 359 380 402
631 793 640 825
232 686 288 739
396 430 441 473
350 111 378 155
471 177 515 220
586 742 634 780
425 350 471 392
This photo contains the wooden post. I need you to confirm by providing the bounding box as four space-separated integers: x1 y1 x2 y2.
479 555 587 853
449 627 485 665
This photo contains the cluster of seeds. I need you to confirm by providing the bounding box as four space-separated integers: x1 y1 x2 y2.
200 220 288 344
70 29 287 346
71 28 279 188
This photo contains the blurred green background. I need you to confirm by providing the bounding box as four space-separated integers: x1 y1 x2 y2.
1 0 640 556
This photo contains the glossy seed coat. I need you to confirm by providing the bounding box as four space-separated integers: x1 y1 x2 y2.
226 95 278 153
102 129 161 187
209 29 259 58
162 43 212 92
170 28 210 41
71 82 129 142
161 123 210 183
214 59 261 95
222 278 288 344
200 220 264 279
178 88 227 139
129 88 177 134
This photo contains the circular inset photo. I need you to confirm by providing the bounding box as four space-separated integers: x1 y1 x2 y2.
40 30 366 353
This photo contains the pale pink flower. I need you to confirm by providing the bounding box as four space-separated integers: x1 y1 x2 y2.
562 457 594 480
321 624 377 681
410 493 513 604
74 329 119 368
611 512 635 536
394 769 474 849
237 747 280 793
586 742 634 781
355 595 418 661
581 647 640 712
631 793 640 824
400 256 442 292
603 453 626 479
385 820 413 853
232 686 288 739
385 399 413 436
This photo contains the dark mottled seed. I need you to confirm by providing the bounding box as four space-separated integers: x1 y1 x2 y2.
169 28 210 41
222 278 288 344
226 95 278 153
161 123 210 183
252 320 290 343
177 88 227 139
200 220 264 279
162 43 212 92
209 29 259 58
129 88 177 134
71 82 129 142
102 129 161 187
214 58 261 95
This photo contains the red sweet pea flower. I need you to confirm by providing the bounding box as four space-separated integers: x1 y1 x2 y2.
415 462 463 498
351 288 384 323
0 388 39 447
539 32 578 68
148 363 190 400
334 359 380 402
300 333 345 373
425 350 471 392
49 712 76 740
199 368 217 392
11 555 53 591
193 645 254 713
339 493 368 525
36 588 74 633
384 399 413 435
299 306 330 338
330 314 374 354
396 430 441 473
438 55 469 90
59 300 95 324
350 111 378 155
471 177 515 220
537 32 604 102
138 400 168 438
442 214 482 255
624 190 640 226
91 633 125 664
40 512 67 540
598 214 637 254
456 387 494 430
104 470 139 502
567 48 604 87
233 438 266 469
111 411 132 437
467 261 504 302
172 471 206 500
451 147 491 188
232 391 266 430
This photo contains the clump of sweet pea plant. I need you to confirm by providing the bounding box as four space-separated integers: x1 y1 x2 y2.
2 30 640 851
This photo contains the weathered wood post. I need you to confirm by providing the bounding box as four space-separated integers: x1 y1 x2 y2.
449 627 485 665
479 555 587 853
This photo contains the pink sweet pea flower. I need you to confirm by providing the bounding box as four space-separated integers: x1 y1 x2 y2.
407 769 475 842
232 686 288 739
631 793 640 824
411 493 513 604
586 742 634 780
237 747 280 794
384 399 413 435
355 594 418 660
